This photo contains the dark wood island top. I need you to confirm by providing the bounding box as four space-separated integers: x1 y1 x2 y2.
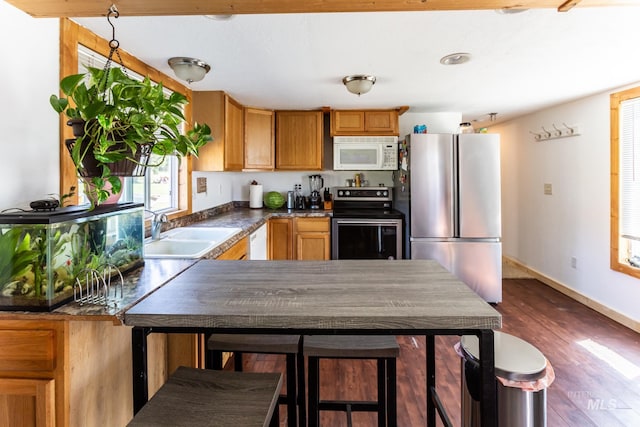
124 259 501 332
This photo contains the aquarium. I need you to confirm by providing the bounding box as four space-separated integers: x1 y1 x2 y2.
0 203 144 311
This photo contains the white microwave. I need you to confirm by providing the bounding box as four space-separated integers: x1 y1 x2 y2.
333 136 398 170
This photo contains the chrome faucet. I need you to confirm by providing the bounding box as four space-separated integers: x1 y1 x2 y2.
145 209 168 240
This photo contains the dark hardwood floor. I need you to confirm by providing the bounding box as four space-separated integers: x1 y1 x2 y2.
238 279 640 426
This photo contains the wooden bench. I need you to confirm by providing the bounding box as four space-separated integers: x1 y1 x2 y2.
206 334 304 427
128 366 282 427
304 335 400 427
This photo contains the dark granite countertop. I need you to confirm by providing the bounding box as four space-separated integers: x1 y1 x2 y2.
0 205 331 321
0 258 197 322
193 207 332 259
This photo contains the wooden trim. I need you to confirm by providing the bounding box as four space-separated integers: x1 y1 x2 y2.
609 86 640 280
59 19 194 216
558 0 582 12
7 0 629 18
503 256 640 334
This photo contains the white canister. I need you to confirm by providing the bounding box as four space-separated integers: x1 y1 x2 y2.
249 184 263 209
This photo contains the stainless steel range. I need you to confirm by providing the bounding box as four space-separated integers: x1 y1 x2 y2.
331 186 404 260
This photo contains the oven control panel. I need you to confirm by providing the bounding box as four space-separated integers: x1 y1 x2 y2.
334 186 392 201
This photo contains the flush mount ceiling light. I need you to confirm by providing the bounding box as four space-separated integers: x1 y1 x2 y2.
439 53 471 65
168 57 211 84
204 14 235 20
343 75 376 96
495 8 529 14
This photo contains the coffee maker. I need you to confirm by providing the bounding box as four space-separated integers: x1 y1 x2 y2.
308 174 323 209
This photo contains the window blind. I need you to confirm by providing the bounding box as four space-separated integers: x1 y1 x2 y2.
620 98 640 241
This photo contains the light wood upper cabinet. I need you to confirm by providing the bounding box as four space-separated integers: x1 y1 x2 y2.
244 107 275 170
192 91 244 171
331 110 399 136
275 111 324 170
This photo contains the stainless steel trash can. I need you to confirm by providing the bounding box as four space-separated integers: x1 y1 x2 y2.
460 332 548 427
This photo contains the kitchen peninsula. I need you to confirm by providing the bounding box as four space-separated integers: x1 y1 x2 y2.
124 259 502 426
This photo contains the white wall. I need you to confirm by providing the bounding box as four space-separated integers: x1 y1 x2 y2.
399 112 462 137
192 170 394 212
494 88 640 323
0 3 60 210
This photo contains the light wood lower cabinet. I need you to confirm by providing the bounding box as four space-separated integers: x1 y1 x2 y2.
268 218 294 260
268 217 330 260
295 217 331 260
216 237 248 260
0 318 166 427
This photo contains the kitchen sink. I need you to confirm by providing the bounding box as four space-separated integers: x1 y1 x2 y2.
144 226 242 259
163 226 242 242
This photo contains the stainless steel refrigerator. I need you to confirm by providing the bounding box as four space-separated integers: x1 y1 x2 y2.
393 133 502 302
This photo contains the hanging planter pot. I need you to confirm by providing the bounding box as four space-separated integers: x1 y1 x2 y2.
64 118 153 178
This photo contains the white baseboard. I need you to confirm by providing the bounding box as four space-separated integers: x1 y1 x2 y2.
503 256 640 334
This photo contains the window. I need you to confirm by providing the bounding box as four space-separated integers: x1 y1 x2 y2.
60 19 193 217
77 46 179 213
611 86 640 279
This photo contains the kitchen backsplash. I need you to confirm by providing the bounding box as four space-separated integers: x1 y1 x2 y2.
191 170 394 213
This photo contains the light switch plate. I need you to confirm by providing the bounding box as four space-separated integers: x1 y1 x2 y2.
196 177 207 193
544 183 552 195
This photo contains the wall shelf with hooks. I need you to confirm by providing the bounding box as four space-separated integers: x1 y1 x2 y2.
530 123 580 141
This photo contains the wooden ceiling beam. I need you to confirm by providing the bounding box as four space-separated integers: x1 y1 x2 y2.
4 0 635 18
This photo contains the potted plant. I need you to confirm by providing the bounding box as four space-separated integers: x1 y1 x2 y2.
50 66 211 206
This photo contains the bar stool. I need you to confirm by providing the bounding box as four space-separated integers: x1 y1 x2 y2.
206 334 304 427
128 366 282 427
303 335 400 427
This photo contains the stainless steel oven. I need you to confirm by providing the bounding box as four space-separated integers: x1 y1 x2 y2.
331 187 404 260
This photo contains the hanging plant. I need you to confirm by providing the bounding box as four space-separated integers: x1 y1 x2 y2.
49 6 211 207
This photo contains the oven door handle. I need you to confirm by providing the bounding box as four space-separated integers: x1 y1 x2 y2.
334 219 401 225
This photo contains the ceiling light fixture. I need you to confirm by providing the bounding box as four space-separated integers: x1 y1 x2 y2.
439 53 471 66
343 75 376 96
495 8 529 14
204 14 235 21
168 57 211 84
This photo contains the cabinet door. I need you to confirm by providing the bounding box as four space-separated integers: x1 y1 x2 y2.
268 218 293 260
191 92 245 171
0 378 55 427
331 110 399 136
276 111 323 170
365 110 398 134
332 110 365 134
224 95 245 171
296 233 330 260
244 107 275 170
217 237 248 260
294 218 330 260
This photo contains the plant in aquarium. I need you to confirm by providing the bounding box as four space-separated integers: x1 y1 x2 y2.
0 229 37 297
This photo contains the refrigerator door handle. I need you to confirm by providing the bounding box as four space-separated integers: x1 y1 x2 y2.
453 137 460 237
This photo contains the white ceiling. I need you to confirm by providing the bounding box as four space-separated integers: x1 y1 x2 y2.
73 6 640 127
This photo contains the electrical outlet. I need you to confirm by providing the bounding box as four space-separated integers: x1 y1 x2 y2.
571 256 577 269
544 183 552 195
